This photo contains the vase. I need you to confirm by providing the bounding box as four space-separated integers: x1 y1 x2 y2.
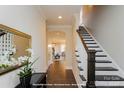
20 75 32 88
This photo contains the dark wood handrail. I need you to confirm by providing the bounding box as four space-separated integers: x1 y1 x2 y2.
77 26 96 88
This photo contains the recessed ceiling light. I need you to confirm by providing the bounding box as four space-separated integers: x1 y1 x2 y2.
58 16 62 19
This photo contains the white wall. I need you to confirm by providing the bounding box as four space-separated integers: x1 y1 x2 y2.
83 6 124 72
47 25 73 69
0 5 47 87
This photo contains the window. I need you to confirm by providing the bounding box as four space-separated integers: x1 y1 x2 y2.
0 33 13 56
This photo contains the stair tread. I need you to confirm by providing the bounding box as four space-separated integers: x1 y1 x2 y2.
75 50 78 52
96 60 112 63
83 35 91 36
76 55 79 57
83 37 92 39
77 60 81 63
87 45 99 48
95 75 124 81
83 38 93 40
79 75 86 81
95 55 107 57
95 67 118 71
89 49 103 52
84 39 94 41
96 57 109 60
88 48 103 52
82 32 89 34
85 42 97 44
82 33 89 35
78 66 83 71
95 50 103 52
83 35 91 37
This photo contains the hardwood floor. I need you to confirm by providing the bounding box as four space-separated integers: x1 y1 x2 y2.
46 61 78 88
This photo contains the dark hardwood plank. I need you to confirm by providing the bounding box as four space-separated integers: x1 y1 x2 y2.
46 61 78 88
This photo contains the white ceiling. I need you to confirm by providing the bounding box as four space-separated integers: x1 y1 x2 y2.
39 5 81 25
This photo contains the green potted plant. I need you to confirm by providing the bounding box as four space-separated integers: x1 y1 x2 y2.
18 48 38 88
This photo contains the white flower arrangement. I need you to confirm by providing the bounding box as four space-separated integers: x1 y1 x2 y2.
18 48 39 78
0 46 17 69
0 47 38 71
18 48 35 63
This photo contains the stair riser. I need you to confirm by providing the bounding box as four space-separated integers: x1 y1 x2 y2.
96 63 114 67
84 41 96 43
96 71 123 77
96 57 110 60
88 47 101 50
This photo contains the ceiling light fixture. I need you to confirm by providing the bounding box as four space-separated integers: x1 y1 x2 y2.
58 16 62 19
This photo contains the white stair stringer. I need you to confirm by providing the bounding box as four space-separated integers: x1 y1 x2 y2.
74 33 88 88
76 38 88 86
79 71 87 87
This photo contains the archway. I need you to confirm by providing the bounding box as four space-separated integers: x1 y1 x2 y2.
47 31 66 65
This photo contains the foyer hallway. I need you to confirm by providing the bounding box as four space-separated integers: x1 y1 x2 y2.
46 61 78 88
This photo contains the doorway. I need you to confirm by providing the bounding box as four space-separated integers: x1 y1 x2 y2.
47 31 66 65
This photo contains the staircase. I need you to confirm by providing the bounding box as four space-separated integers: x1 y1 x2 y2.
75 26 124 88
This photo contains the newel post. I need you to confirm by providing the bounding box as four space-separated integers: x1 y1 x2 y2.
86 50 96 88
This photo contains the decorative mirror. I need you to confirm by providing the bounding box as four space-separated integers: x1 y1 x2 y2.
0 24 31 75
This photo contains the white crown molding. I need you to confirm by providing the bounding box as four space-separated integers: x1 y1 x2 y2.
47 25 72 32
47 25 72 29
